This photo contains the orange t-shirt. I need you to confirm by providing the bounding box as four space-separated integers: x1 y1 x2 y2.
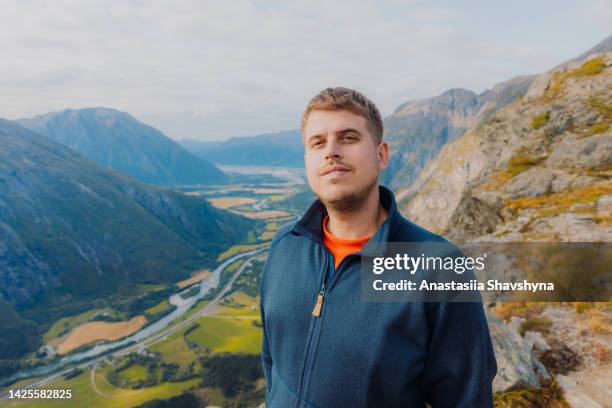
322 215 373 269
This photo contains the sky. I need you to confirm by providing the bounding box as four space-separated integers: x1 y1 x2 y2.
1 0 610 141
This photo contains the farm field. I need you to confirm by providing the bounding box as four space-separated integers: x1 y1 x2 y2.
230 209 291 219
4 369 200 408
176 270 212 289
55 316 147 355
206 196 258 209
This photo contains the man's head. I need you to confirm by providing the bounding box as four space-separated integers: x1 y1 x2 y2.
301 87 388 212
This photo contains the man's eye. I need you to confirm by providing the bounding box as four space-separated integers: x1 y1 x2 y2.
312 140 324 147
342 135 356 141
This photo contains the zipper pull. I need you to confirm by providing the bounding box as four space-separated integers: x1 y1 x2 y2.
311 284 326 317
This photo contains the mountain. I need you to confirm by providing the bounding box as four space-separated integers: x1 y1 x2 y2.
392 45 611 399
559 34 612 67
382 37 612 194
381 76 535 190
17 108 227 185
397 52 611 243
0 119 254 362
180 129 304 168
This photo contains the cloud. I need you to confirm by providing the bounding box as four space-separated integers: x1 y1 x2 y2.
0 0 606 139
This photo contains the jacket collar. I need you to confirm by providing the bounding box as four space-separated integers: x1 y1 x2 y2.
293 185 401 256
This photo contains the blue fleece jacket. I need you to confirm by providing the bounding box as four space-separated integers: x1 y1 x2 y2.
259 185 497 407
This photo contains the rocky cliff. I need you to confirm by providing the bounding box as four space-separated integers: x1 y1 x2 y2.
394 48 611 404
381 76 534 190
398 53 611 243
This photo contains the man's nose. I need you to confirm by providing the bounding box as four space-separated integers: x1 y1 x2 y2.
324 138 341 160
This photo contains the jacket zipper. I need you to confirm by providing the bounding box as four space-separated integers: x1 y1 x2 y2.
294 251 331 408
295 250 357 407
311 283 326 317
312 251 353 317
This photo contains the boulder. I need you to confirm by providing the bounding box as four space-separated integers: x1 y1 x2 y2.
546 133 612 169
488 313 550 392
524 331 552 352
505 167 556 197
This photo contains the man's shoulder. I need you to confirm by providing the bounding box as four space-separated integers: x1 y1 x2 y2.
392 214 467 260
392 214 449 244
269 221 298 250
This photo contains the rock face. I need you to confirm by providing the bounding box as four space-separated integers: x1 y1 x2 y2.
398 53 612 243
389 41 612 401
17 108 227 185
381 76 534 190
556 375 605 408
488 313 551 392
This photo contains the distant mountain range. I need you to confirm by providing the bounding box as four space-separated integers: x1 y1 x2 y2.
380 76 535 190
179 79 533 183
17 108 227 186
378 36 610 193
398 43 612 243
0 119 254 363
178 36 612 197
180 129 304 168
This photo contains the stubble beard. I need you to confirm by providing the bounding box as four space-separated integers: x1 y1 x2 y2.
318 175 378 213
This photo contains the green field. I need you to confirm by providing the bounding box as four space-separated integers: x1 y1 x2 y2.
4 369 200 408
118 364 148 383
224 259 246 274
216 243 269 262
7 292 263 407
178 299 210 322
144 300 170 315
148 326 197 367
184 306 262 354
147 297 262 370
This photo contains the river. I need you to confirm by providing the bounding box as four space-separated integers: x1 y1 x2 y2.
2 247 267 385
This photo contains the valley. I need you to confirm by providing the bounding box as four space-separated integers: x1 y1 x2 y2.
0 166 308 407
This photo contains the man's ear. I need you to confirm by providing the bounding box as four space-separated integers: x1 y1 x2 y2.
377 142 389 170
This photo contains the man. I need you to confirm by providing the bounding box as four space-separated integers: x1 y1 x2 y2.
259 87 497 407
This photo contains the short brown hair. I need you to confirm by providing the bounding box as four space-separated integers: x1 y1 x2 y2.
301 87 384 144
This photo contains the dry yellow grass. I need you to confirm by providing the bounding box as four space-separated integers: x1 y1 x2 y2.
177 269 211 288
249 188 287 194
230 209 291 219
494 302 547 321
56 316 147 355
544 56 607 101
207 196 258 209
259 230 275 240
505 182 612 215
577 303 612 335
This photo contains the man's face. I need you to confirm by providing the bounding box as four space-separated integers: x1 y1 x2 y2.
303 109 388 211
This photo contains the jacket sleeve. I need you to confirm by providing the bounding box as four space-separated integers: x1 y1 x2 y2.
421 298 497 407
260 294 273 396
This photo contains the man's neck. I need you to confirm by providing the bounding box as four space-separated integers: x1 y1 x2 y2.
325 187 388 239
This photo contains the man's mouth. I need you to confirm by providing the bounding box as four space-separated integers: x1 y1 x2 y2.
320 165 351 176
